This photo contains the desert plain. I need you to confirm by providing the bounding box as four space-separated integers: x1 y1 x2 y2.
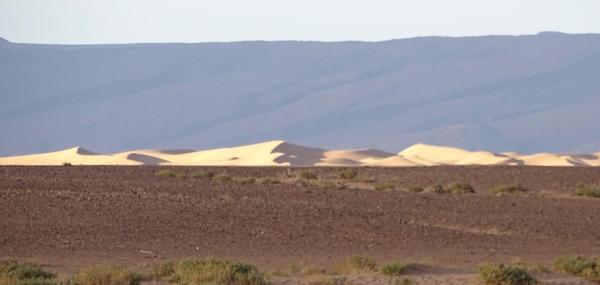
2 146 600 284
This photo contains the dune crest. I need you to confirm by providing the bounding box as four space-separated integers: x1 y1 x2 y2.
1 141 599 166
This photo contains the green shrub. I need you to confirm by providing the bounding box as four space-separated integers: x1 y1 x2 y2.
490 184 527 196
72 266 140 285
153 262 175 278
233 177 256 185
191 171 214 180
478 264 537 285
156 169 177 178
166 258 268 285
445 182 475 194
575 185 600 198
407 187 423 193
298 170 318 180
580 267 600 282
374 183 395 191
256 177 280 185
1 279 61 285
300 275 349 285
380 262 409 277
424 184 445 194
310 180 345 190
339 169 358 180
555 256 597 275
212 174 232 183
334 256 377 274
0 260 56 281
175 173 187 179
357 176 376 183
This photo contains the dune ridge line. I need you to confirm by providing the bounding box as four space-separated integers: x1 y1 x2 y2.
0 140 599 166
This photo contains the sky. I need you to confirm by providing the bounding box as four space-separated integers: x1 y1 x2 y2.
0 0 599 44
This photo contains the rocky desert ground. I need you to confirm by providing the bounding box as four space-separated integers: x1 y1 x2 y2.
2 165 600 284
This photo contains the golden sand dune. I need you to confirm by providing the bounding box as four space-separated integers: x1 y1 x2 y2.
1 141 599 166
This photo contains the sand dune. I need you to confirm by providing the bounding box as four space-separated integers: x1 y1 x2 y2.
1 141 599 166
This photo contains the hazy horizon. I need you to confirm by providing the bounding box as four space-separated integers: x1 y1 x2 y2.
1 0 598 44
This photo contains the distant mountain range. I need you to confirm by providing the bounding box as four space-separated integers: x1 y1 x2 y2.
1 32 599 155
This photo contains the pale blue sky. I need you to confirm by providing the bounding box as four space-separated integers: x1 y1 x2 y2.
1 0 599 44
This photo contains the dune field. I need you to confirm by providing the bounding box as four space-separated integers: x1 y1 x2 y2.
1 140 599 167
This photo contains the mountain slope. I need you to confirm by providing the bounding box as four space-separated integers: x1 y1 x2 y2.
1 33 600 155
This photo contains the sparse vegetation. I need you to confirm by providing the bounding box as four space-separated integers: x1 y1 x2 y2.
298 170 318 180
300 275 350 285
445 182 475 194
256 177 280 185
162 258 268 285
421 183 475 194
339 169 358 180
356 176 376 183
407 187 423 193
300 267 327 276
334 256 377 274
191 171 214 180
489 184 527 196
233 177 256 185
72 266 140 285
156 169 177 178
575 184 600 198
310 180 345 190
392 278 414 285
175 173 187 179
380 262 409 277
0 260 56 285
374 183 395 191
152 262 175 278
62 162 72 167
478 264 537 285
424 184 445 194
212 174 232 183
555 256 600 281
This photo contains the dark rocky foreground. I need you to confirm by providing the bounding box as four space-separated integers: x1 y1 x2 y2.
1 166 600 272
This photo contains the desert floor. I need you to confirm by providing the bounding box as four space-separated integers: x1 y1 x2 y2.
1 166 600 284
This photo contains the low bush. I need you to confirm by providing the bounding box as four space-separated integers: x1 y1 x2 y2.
334 256 377 274
374 183 395 191
233 177 256 185
191 171 214 180
478 264 537 285
339 169 358 180
407 187 423 193
0 260 56 285
256 177 280 185
489 184 527 196
310 180 345 190
555 256 600 281
153 262 175 278
392 278 414 285
575 184 600 198
445 182 475 194
156 169 177 178
380 262 409 277
165 258 268 285
72 266 140 285
300 275 349 285
423 184 445 194
62 162 72 167
212 174 232 183
297 170 318 180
